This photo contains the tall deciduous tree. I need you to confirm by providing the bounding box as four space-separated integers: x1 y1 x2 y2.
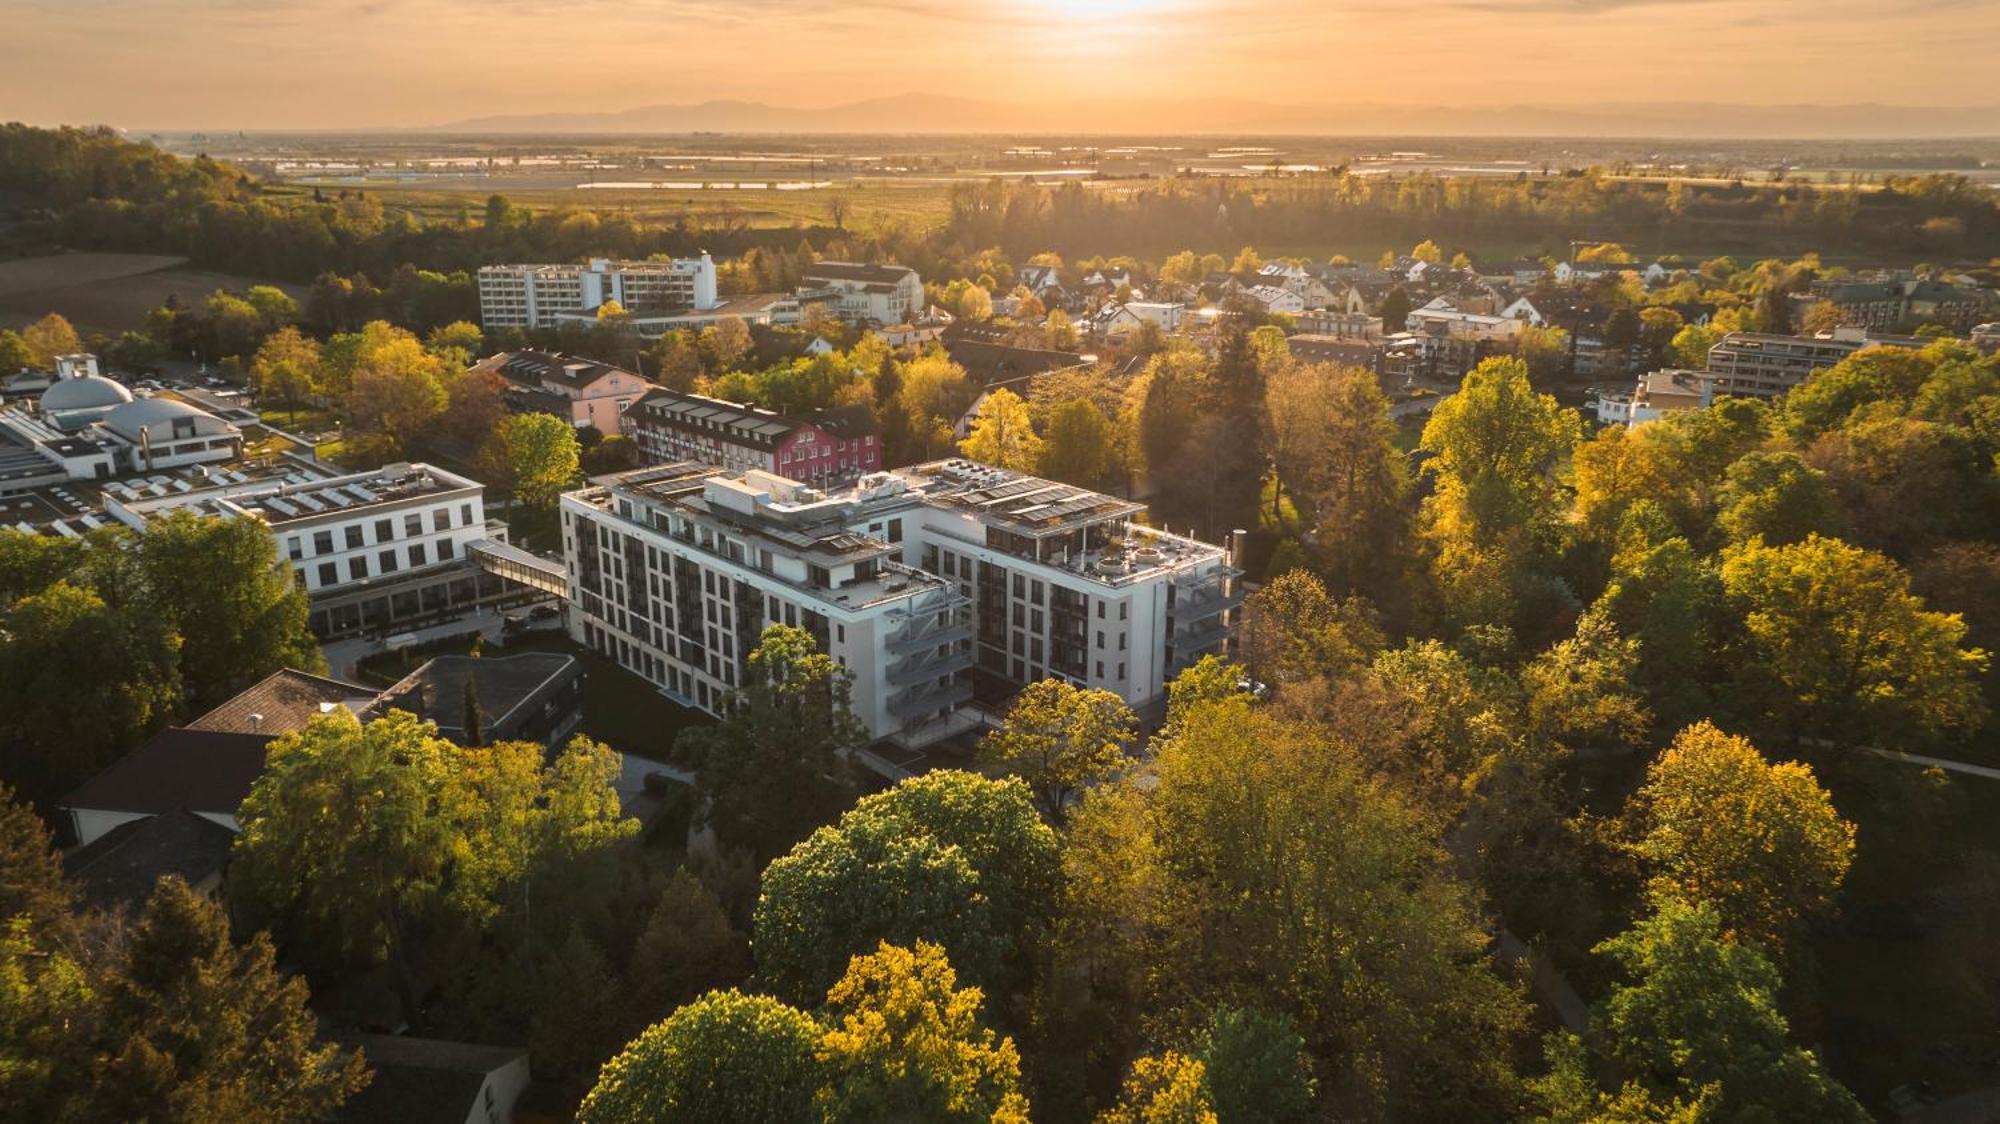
980 681 1137 818
958 387 1043 471
1533 899 1867 1123
484 411 581 510
1099 1052 1216 1124
1037 397 1118 489
817 941 1032 1124
249 326 322 421
1062 693 1527 1119
579 990 823 1124
1719 534 1988 747
134 510 323 710
1237 569 1385 690
1264 362 1407 598
677 626 864 855
1626 722 1854 950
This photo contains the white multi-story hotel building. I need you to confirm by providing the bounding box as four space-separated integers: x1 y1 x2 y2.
478 256 721 330
560 459 1239 749
101 460 521 637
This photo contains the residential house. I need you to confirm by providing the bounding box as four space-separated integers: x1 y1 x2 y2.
472 351 653 434
1596 368 1713 426
334 1036 531 1124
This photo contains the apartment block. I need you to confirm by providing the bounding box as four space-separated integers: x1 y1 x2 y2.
1701 328 1928 398
477 256 720 330
560 459 1238 749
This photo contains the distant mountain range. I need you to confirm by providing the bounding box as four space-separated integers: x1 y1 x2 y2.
424 95 2000 139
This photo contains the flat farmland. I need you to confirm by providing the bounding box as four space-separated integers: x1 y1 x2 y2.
0 253 303 336
295 177 964 233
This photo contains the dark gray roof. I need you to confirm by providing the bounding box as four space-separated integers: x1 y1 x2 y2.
335 1035 526 1124
488 351 640 392
61 728 274 817
63 810 237 911
362 653 576 743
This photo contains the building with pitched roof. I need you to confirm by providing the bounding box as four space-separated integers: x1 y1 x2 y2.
471 351 654 434
626 387 880 485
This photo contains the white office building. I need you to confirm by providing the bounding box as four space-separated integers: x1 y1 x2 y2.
560 459 1239 749
478 256 720 330
796 262 924 326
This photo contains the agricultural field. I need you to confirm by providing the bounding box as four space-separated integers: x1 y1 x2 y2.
0 252 304 336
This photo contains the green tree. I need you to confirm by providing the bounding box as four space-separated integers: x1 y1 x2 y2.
234 713 635 1027
1519 606 1651 751
1237 569 1385 690
249 327 322 422
1418 357 1580 633
1714 450 1843 547
817 941 1032 1124
0 330 32 372
1667 323 1716 370
959 387 1043 471
1200 1007 1316 1124
1037 397 1118 489
579 990 823 1124
484 411 581 510
1532 900 1867 1123
980 681 1137 818
95 877 370 1122
1625 722 1853 950
629 867 750 1020
134 510 323 710
1064 693 1527 1119
20 313 80 366
1263 361 1407 597
244 284 300 331
678 626 864 855
1379 286 1411 332
1411 239 1443 264
0 579 181 807
1720 534 1988 747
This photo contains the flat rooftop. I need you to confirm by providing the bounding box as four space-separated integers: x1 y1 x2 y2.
892 459 1146 539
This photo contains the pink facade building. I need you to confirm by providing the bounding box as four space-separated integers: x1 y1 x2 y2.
473 351 654 434
629 388 881 484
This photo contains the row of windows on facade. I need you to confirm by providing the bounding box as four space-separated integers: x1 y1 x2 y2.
309 537 458 587
286 504 476 560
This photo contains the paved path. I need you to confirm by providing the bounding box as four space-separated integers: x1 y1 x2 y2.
319 606 513 681
1864 747 2000 782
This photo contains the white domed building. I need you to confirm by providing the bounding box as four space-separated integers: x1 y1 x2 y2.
40 372 133 431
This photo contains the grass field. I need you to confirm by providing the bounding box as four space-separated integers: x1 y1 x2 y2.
0 252 304 336
281 177 963 234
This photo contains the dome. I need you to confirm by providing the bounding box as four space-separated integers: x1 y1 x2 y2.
40 374 133 413
102 397 207 436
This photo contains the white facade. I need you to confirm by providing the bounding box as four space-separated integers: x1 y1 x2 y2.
562 465 973 747
560 460 1237 748
478 256 720 330
797 262 924 326
106 462 488 597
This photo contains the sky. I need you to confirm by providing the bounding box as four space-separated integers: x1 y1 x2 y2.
3 0 1998 130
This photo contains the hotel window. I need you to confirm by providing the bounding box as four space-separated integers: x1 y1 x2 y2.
312 530 333 554
438 539 455 560
345 526 365 549
434 509 451 532
286 536 302 561
404 513 422 536
316 562 337 587
380 550 399 573
408 543 427 567
461 503 474 525
349 556 369 581
376 518 394 541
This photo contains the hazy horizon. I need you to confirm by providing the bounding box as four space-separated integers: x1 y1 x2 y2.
7 0 2000 133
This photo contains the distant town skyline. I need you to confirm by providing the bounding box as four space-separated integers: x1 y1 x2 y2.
6 0 1999 132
